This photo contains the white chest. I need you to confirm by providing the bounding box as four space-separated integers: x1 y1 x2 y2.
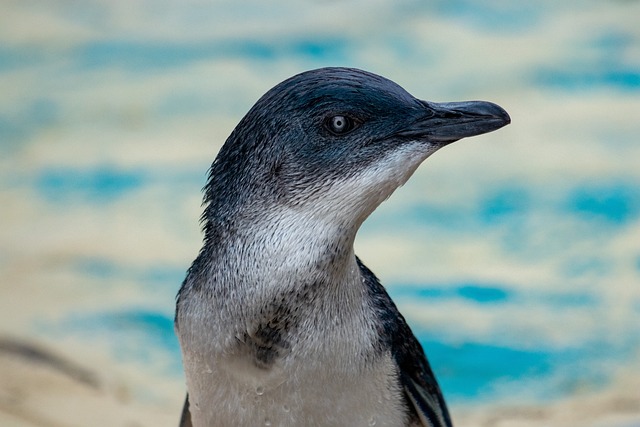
182 346 409 427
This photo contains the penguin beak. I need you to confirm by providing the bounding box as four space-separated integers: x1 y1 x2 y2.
397 100 511 145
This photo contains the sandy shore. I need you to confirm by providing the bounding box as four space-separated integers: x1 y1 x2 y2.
0 336 181 427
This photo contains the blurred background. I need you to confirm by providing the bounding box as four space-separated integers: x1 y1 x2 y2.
1 0 639 426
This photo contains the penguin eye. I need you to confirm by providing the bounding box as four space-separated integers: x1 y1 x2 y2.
325 115 357 135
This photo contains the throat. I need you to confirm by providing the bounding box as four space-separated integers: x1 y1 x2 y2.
212 205 360 278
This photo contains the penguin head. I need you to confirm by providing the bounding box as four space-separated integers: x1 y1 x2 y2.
205 67 510 227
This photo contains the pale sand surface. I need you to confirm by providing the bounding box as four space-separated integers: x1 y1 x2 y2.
0 337 180 427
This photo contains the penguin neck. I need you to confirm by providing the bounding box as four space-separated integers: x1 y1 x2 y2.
191 204 366 348
202 202 363 290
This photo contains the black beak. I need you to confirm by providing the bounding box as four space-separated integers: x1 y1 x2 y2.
398 100 511 145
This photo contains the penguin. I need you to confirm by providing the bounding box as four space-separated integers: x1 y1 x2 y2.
175 67 510 427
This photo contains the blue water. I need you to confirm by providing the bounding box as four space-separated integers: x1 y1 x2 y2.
569 183 640 225
379 181 637 225
36 167 147 203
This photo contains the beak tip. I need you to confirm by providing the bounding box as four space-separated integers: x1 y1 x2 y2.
460 100 511 127
487 102 511 127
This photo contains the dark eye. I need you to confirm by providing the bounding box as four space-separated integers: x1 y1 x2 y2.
325 115 356 135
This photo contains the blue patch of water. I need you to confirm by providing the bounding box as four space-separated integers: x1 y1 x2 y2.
396 203 471 231
391 282 600 311
479 186 531 225
457 285 510 303
430 0 543 32
76 41 213 70
390 284 512 304
370 184 534 235
36 166 146 203
379 180 640 240
73 257 186 288
292 39 345 60
107 310 177 352
568 183 640 225
74 38 349 71
0 115 26 147
422 338 552 402
593 30 634 52
535 67 640 91
0 46 45 71
140 266 187 288
0 98 59 146
75 258 119 280
422 332 627 404
561 256 611 278
50 309 181 373
539 291 599 308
